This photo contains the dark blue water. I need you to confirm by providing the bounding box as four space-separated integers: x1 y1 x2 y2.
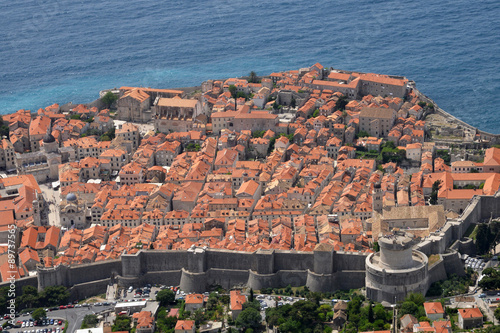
1 0 499 132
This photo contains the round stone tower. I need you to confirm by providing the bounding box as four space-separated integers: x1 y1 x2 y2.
366 233 429 303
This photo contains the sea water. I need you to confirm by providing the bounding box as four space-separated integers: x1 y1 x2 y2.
0 0 498 132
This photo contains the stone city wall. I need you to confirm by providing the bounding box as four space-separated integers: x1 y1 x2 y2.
12 194 499 300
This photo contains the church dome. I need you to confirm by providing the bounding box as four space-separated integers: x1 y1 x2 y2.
66 193 77 202
43 132 56 144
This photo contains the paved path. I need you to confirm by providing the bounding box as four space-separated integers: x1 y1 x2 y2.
39 184 61 227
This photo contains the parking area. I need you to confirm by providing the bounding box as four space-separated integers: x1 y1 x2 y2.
255 294 304 319
465 256 486 271
0 315 65 333
119 284 162 302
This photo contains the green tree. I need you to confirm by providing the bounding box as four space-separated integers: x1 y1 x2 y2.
249 288 254 302
243 300 261 312
100 134 111 141
112 314 132 332
335 95 349 111
0 116 9 139
156 289 175 306
291 97 296 108
495 307 500 322
357 130 370 138
102 91 118 108
39 285 69 307
81 314 99 329
430 180 442 205
312 109 320 118
192 308 206 326
476 223 492 255
18 285 39 309
368 301 374 322
406 293 425 306
436 150 451 165
229 85 237 99
32 308 46 321
236 307 262 331
248 71 259 83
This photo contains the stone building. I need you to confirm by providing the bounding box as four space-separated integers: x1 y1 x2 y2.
0 139 16 172
365 233 429 303
60 192 87 228
116 123 140 149
359 107 397 138
29 115 51 152
358 73 408 98
154 97 203 133
117 88 151 122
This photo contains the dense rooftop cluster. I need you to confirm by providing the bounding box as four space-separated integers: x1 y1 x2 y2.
0 63 498 278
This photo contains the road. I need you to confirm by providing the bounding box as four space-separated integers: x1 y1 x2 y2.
60 306 113 333
0 305 114 333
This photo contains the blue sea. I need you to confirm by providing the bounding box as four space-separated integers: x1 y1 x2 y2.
0 0 499 132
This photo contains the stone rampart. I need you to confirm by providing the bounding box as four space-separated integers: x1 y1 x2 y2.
24 194 500 298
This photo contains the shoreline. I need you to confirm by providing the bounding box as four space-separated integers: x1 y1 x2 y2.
7 73 500 140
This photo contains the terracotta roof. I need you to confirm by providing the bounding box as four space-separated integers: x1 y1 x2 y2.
175 320 195 330
185 293 204 304
230 290 247 311
121 88 150 103
424 302 444 315
360 107 396 119
157 97 198 108
458 308 482 319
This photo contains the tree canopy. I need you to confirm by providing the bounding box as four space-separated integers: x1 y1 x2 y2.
32 308 46 321
248 71 259 83
102 91 118 108
266 299 334 333
112 314 132 332
156 289 175 306
236 307 262 331
0 116 9 139
335 94 349 111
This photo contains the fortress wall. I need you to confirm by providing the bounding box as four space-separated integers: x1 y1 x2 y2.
66 260 122 286
253 250 275 274
275 270 308 288
480 195 500 219
179 268 250 293
458 196 482 233
207 269 250 290
428 258 448 285
117 270 183 288
333 252 368 271
142 250 189 272
457 238 476 256
205 250 254 271
306 270 334 292
179 268 206 293
0 276 38 291
274 251 313 271
69 279 109 301
442 251 466 277
336 271 366 290
122 252 143 277
33 194 500 297
247 271 278 291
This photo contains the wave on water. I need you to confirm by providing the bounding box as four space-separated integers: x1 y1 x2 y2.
0 0 498 132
